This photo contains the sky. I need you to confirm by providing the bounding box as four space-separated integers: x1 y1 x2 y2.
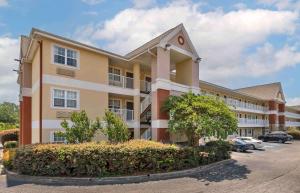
0 0 300 105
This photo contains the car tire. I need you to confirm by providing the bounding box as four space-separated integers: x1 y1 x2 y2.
250 144 255 150
278 139 283 143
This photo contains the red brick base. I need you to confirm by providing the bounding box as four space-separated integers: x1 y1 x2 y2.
20 96 32 145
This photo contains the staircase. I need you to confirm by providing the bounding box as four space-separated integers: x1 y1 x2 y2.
140 93 152 139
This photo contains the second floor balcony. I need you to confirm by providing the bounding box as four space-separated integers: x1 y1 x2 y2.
109 108 134 121
238 118 269 127
108 73 134 89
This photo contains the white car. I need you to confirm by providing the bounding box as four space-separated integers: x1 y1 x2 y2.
236 137 264 150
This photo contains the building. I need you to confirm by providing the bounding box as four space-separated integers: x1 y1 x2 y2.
17 24 300 145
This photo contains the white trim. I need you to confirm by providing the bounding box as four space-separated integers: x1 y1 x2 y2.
51 43 80 70
268 110 278 115
169 45 196 60
32 120 39 129
50 87 80 110
43 74 140 96
152 120 168 128
127 121 140 128
151 78 200 94
22 87 32 97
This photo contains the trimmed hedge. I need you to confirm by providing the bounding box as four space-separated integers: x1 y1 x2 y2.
287 127 300 140
1 131 18 145
12 140 231 177
4 141 18 149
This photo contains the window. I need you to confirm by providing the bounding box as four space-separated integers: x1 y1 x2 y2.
109 67 121 82
109 99 121 109
53 89 79 109
53 45 78 67
52 132 65 143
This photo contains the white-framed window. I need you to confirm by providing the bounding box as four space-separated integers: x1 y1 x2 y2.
52 88 79 109
53 45 79 68
51 132 66 143
109 99 121 109
109 67 121 82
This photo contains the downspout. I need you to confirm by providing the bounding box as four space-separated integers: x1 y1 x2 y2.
39 40 43 143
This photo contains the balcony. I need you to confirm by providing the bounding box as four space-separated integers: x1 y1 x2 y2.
109 108 134 121
285 121 300 127
108 73 134 89
225 98 268 113
285 112 300 119
238 118 269 127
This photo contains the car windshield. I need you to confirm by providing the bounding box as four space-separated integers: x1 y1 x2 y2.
234 139 246 145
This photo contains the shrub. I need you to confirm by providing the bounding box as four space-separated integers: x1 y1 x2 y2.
3 148 16 170
4 141 18 149
1 131 18 145
12 140 230 177
0 122 17 131
60 110 101 143
287 127 300 140
102 110 129 143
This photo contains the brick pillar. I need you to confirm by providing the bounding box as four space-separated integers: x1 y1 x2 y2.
268 101 277 131
19 101 23 145
21 96 32 145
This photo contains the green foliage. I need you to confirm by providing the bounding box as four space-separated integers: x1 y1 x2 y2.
0 102 19 124
101 110 129 143
164 92 238 146
0 122 17 131
1 131 18 145
60 111 101 143
287 127 300 139
12 140 231 177
3 141 18 149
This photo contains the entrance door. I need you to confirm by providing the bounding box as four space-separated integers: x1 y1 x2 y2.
126 72 134 88
126 101 134 121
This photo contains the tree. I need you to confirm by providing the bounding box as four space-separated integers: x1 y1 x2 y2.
60 110 101 143
101 110 129 143
164 92 238 146
0 102 19 124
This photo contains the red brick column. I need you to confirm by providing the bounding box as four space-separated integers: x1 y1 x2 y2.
21 96 32 145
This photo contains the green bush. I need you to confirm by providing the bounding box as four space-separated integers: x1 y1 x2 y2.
1 131 18 145
4 141 18 149
287 127 300 140
12 140 230 177
0 122 17 131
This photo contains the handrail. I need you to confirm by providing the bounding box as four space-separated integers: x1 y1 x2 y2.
109 108 134 121
108 73 134 89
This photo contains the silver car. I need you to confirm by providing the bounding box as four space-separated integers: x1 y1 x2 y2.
236 137 264 150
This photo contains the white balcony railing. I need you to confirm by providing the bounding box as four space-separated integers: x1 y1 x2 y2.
225 98 268 112
109 108 134 121
140 80 151 93
238 118 269 127
141 94 151 113
108 73 134 89
285 121 300 127
285 112 300 119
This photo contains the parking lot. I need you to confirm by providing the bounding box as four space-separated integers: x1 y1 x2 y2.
1 141 300 193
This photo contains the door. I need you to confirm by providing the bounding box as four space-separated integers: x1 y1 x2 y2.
145 76 152 92
126 101 134 121
126 72 134 88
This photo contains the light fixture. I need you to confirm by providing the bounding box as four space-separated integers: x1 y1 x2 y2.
196 57 202 63
164 43 171 50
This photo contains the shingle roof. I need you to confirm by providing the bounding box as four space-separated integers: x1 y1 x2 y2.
235 82 285 101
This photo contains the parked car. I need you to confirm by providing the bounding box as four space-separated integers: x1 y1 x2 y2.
271 131 294 141
258 132 290 143
230 139 251 152
236 137 264 150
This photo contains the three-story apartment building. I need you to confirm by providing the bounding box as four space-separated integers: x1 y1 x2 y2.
18 24 300 145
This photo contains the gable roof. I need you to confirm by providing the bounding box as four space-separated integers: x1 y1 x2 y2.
199 80 266 101
235 82 286 102
125 23 199 58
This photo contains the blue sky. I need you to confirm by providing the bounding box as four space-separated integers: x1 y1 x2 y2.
0 0 300 105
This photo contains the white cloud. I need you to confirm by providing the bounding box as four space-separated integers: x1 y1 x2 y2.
74 1 299 84
286 97 300 106
245 43 300 77
81 0 104 5
132 0 156 8
0 36 19 103
257 0 300 11
0 0 8 7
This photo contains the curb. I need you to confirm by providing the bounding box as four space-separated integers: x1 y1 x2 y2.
6 159 234 186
